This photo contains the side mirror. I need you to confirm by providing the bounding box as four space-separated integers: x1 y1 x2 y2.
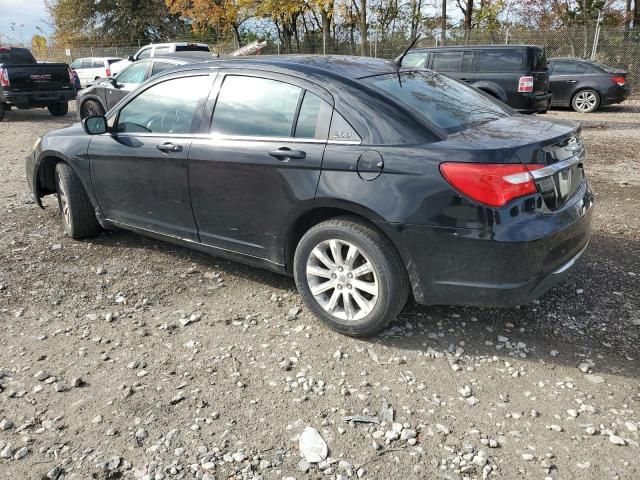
82 116 108 135
110 77 118 87
127 55 135 62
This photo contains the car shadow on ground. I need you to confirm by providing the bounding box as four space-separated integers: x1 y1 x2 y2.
78 216 639 379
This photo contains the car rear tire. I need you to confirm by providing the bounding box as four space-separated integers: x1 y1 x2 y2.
55 163 101 239
80 99 105 119
571 89 600 113
293 217 409 337
48 102 69 117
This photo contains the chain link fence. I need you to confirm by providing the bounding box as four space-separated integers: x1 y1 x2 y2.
31 26 639 92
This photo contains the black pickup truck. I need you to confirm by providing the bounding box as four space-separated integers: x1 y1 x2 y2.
0 47 76 121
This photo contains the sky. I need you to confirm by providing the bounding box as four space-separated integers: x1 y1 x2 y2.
0 0 51 46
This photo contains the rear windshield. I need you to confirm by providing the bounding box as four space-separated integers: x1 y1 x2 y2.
363 71 513 134
175 45 210 52
0 48 36 65
107 59 121 65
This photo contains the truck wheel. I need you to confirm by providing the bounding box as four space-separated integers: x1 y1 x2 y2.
48 102 69 117
80 99 105 119
294 216 409 337
54 162 101 239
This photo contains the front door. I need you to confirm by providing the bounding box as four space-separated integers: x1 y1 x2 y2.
188 73 332 265
90 74 213 240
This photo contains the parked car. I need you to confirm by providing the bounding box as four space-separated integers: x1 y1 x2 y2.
69 57 122 87
109 42 210 76
26 56 592 336
548 57 631 113
0 46 75 121
77 54 210 119
401 45 552 114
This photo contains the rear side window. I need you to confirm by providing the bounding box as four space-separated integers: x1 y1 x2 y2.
80 59 93 69
477 50 524 72
363 71 512 134
116 61 149 84
117 75 210 134
107 59 121 65
531 48 547 71
211 76 302 138
552 62 578 75
92 59 105 68
431 51 463 72
294 91 331 139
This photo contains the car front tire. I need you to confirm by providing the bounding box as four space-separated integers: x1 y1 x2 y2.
571 89 600 113
80 99 105 119
294 217 409 337
48 102 69 117
54 163 101 239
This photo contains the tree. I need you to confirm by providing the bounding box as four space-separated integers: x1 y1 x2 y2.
31 34 47 50
455 0 474 34
351 0 367 55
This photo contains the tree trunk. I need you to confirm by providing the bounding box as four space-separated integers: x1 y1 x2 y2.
321 10 331 54
359 0 367 56
635 0 640 28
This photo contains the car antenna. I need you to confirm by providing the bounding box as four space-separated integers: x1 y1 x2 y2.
393 34 421 69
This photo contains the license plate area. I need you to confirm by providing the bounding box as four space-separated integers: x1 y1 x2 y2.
536 163 583 210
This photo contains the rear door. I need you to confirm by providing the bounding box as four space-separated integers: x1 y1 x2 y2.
549 60 582 104
188 72 331 264
429 50 474 83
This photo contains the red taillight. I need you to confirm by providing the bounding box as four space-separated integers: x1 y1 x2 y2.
0 67 10 87
518 76 534 93
440 162 543 208
611 75 626 86
105 67 111 77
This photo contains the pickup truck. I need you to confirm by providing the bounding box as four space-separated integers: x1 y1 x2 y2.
0 46 76 121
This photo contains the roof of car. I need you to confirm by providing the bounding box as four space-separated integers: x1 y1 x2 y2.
166 55 401 80
411 45 543 51
549 57 591 62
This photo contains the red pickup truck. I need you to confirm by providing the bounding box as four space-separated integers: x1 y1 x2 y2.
0 46 76 121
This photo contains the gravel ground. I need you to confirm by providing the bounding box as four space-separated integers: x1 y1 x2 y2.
1 100 639 480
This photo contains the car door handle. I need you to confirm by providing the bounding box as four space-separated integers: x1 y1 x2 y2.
566 80 578 83
156 142 183 153
459 78 471 82
268 147 306 161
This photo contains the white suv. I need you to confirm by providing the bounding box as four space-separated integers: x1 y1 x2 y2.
109 42 211 76
69 57 122 87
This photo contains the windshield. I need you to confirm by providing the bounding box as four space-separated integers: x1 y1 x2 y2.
363 71 513 134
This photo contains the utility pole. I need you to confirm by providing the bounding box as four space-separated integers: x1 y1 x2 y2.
591 10 603 60
441 0 446 46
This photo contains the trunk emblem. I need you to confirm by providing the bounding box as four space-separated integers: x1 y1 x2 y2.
30 74 52 81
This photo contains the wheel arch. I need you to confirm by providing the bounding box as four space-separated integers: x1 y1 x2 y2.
78 95 106 117
472 82 508 103
284 203 404 276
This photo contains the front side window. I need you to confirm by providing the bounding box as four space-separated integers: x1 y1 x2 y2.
363 71 512 134
431 52 464 72
211 76 302 137
151 61 175 77
116 61 149 84
116 75 210 134
402 52 427 68
477 50 524 72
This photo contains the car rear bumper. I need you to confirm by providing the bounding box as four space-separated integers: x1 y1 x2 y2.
378 180 594 307
513 92 552 114
3 89 76 108
601 84 632 106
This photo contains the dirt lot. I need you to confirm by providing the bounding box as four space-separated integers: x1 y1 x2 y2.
1 101 639 480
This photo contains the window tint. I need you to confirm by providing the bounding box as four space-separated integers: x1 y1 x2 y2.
92 59 104 68
0 48 35 64
80 59 93 69
176 45 210 52
402 52 427 68
294 91 331 139
117 61 149 84
107 59 121 65
151 61 174 77
117 75 209 134
462 51 474 71
552 62 578 75
477 50 524 72
137 48 152 59
532 48 548 71
363 71 512 134
211 76 302 137
431 52 463 72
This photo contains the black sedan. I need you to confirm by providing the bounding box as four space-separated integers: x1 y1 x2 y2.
26 56 593 336
549 57 631 113
76 53 213 119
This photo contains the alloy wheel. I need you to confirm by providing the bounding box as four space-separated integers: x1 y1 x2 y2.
306 239 378 321
574 91 598 112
